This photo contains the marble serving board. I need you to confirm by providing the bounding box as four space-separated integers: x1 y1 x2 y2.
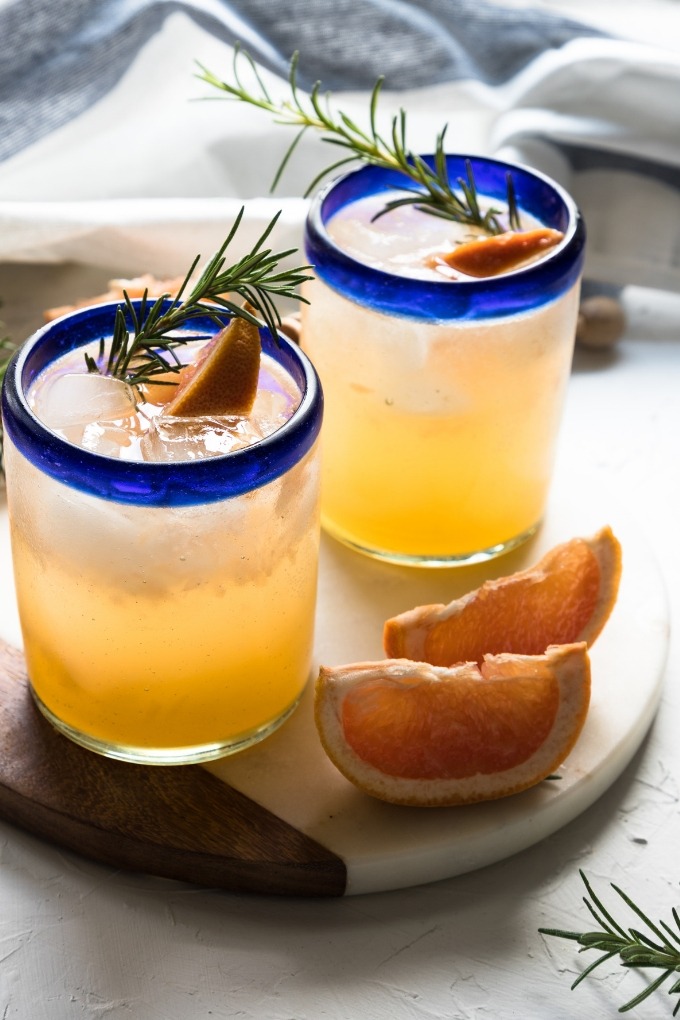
0 490 669 896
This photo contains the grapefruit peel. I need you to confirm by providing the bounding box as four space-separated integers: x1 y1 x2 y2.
435 227 564 278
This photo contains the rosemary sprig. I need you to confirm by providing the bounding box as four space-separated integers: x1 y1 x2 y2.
0 325 19 476
87 206 313 387
0 333 18 388
539 870 680 1014
197 46 519 235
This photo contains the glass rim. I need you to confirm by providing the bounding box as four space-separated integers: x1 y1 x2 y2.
304 153 586 321
1 299 323 508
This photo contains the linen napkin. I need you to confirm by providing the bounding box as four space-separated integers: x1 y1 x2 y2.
0 0 679 294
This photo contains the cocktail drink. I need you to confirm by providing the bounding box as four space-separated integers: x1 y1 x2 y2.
302 155 585 566
1 302 323 764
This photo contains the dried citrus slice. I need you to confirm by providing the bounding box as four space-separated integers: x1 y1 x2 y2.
315 643 590 806
43 273 187 322
384 527 621 666
164 314 261 417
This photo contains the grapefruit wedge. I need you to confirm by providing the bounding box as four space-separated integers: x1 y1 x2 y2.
315 643 591 806
437 227 564 277
384 527 621 666
164 313 261 417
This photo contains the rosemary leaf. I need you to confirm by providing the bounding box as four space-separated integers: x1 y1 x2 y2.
87 206 313 388
539 870 680 1015
0 327 20 476
0 332 18 388
197 46 520 235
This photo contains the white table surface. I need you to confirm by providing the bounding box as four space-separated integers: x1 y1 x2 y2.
0 262 678 1020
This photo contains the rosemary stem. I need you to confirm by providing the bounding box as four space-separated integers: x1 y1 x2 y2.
81 206 313 387
197 46 520 235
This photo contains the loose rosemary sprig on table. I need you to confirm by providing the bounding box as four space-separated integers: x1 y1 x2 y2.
197 46 520 234
87 206 313 388
540 870 680 1014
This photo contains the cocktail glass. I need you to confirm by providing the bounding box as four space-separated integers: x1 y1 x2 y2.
1 301 323 764
302 154 585 566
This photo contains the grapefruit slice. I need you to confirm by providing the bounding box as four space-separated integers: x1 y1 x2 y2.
384 527 621 666
436 228 564 278
315 643 591 806
164 313 261 417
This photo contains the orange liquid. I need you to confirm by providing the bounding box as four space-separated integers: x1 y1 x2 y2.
5 438 320 761
302 280 579 562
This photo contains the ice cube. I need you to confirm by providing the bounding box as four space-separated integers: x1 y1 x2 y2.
249 387 295 437
33 372 137 429
79 421 139 459
140 415 266 463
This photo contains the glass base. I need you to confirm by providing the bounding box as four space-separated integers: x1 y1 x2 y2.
322 517 542 568
30 687 304 766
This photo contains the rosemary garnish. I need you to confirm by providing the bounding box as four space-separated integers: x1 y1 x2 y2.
540 870 680 1014
0 324 19 477
197 46 520 235
0 333 18 388
86 206 313 387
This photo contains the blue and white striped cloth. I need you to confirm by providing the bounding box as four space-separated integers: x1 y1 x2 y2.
1 0 680 292
0 0 607 163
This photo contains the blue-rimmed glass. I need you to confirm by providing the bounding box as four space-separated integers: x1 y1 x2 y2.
301 154 585 566
1 302 324 765
2 301 323 507
306 155 585 320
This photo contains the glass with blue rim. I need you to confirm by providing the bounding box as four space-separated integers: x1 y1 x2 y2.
1 301 324 764
301 153 585 567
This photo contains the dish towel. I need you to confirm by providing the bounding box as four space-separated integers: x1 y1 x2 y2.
1 0 680 294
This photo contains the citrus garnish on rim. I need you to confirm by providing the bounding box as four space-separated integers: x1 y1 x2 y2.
430 227 564 278
164 314 261 417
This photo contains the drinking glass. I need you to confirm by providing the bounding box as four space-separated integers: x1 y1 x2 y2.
1 302 323 764
302 154 585 566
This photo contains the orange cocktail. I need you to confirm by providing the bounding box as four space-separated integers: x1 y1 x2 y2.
302 155 585 566
1 302 323 764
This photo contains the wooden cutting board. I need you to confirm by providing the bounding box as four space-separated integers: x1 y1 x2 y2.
0 639 346 897
0 499 670 897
